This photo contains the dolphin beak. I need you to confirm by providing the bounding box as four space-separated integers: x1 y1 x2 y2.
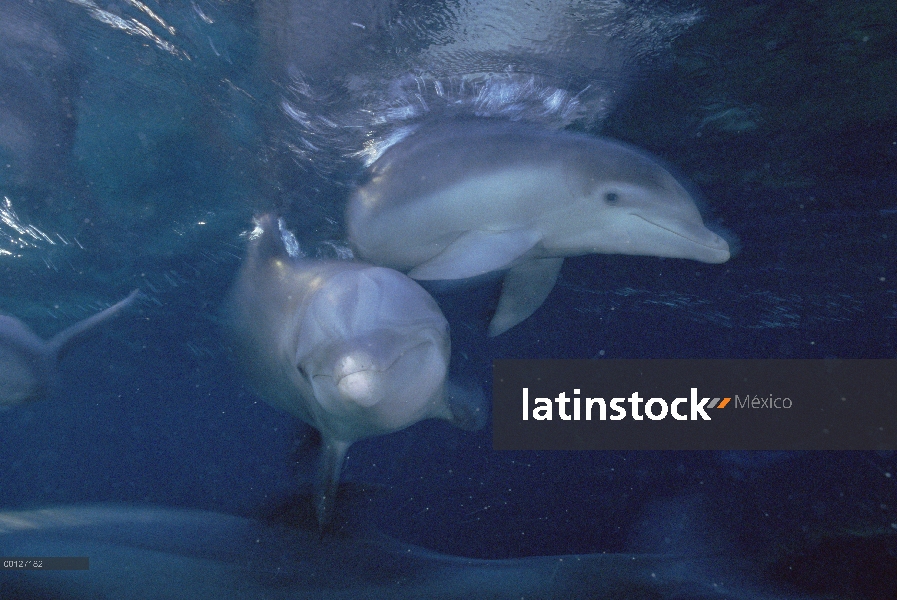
332 351 381 407
322 337 439 408
634 214 731 263
702 234 731 263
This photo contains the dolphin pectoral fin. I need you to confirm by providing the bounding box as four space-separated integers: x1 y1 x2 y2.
315 438 351 532
444 380 488 431
408 229 540 280
48 290 140 361
488 257 564 336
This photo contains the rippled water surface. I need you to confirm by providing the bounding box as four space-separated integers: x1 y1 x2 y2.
0 1 894 598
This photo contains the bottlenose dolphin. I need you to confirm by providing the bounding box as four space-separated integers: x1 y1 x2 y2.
223 215 482 528
0 503 795 599
0 290 138 407
0 0 77 190
347 118 731 335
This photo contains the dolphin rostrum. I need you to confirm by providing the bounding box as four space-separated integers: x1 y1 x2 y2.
223 215 483 528
347 118 731 335
0 290 139 407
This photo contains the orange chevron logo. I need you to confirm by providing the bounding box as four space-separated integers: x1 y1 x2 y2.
706 397 731 409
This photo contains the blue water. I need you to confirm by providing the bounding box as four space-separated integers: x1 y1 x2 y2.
0 1 895 598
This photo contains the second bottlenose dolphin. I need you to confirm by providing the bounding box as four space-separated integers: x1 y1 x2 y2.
0 290 138 407
223 215 482 528
0 502 799 599
347 118 731 335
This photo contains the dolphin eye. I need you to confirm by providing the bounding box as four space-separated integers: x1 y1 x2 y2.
604 191 620 205
296 364 308 380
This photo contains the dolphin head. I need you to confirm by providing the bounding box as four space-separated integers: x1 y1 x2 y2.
292 266 450 439
554 139 731 264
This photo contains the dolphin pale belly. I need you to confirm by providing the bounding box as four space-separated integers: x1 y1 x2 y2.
347 118 731 335
0 504 792 600
0 290 139 407
223 215 482 528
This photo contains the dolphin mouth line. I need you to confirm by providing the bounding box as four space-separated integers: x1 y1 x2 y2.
633 214 725 251
313 339 435 383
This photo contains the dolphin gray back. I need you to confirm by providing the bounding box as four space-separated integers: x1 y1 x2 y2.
350 118 675 213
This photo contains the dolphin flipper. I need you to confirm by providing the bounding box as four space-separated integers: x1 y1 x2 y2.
445 380 488 431
47 290 140 361
408 229 539 280
489 257 564 336
0 290 139 406
315 438 351 531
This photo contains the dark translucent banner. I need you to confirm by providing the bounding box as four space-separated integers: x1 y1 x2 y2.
493 360 897 450
1 557 89 570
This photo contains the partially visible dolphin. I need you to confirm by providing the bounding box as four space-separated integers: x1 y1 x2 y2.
347 118 731 336
0 503 797 600
0 290 139 407
223 215 483 528
0 0 78 190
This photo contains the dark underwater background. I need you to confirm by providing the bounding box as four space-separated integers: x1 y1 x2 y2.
0 1 894 598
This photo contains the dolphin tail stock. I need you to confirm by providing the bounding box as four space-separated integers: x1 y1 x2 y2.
315 437 352 532
489 257 564 336
46 289 140 362
444 379 488 431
